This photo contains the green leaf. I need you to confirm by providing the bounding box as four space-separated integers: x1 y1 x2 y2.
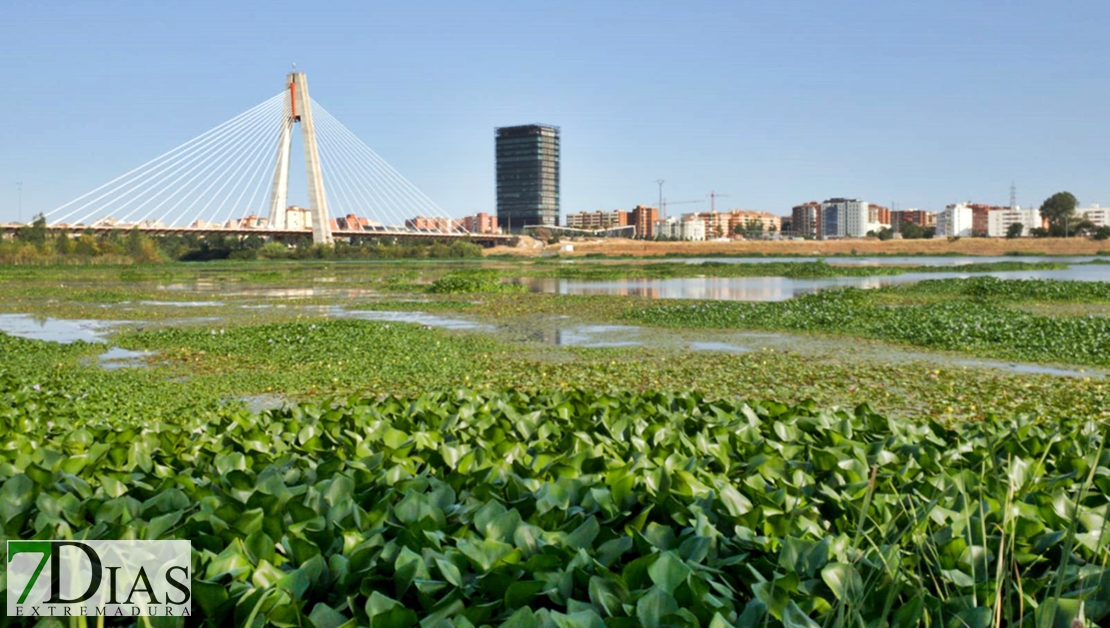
1 474 36 522
820 562 861 601
587 575 629 617
566 516 600 550
636 587 679 628
308 602 351 628
781 601 820 628
457 537 517 572
505 580 546 609
647 551 691 595
435 557 463 588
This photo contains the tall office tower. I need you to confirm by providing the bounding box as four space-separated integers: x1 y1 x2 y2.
496 125 560 232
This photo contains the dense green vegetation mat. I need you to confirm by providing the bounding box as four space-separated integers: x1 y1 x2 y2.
2 382 1108 627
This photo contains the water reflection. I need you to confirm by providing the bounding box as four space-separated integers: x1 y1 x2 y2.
522 266 1110 302
96 347 153 370
676 255 1098 266
0 314 118 343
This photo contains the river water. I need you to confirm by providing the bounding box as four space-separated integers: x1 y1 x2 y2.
520 263 1110 301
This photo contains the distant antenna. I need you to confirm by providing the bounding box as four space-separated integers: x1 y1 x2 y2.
1010 182 1017 209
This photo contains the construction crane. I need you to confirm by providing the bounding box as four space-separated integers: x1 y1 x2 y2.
708 191 731 213
660 198 702 220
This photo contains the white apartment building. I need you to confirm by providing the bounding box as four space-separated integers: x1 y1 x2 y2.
987 207 1039 237
939 203 975 237
284 206 314 231
820 198 870 238
1078 205 1109 228
655 216 707 241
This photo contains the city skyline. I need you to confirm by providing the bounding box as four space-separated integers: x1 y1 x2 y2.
4 0 1110 224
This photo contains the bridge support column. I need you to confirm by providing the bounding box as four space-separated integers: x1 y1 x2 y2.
267 72 332 244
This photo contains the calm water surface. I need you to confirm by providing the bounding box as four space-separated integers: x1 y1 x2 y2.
522 265 1110 301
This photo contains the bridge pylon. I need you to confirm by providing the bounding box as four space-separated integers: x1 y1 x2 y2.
268 72 332 244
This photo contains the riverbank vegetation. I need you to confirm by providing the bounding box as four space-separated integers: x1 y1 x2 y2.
0 215 486 264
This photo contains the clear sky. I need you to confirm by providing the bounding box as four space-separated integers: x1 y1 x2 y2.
3 0 1109 223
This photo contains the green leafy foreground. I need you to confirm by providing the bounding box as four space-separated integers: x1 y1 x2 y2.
1 380 1108 627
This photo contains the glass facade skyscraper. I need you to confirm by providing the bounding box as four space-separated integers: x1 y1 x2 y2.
496 125 560 232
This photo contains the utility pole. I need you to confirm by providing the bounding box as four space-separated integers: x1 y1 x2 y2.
656 179 664 220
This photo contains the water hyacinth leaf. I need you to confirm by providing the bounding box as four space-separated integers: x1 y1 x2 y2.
820 562 861 601
636 587 680 628
648 551 692 594
588 575 629 617
505 580 547 609
0 474 34 522
781 601 820 628
308 603 351 628
435 557 464 588
457 538 518 572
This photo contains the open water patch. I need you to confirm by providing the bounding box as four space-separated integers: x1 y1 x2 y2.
138 300 225 307
238 394 287 413
338 309 493 331
523 264 1108 302
0 314 120 343
948 359 1101 379
689 341 749 353
94 347 154 370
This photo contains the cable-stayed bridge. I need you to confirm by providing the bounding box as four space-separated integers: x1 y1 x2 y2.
21 72 508 245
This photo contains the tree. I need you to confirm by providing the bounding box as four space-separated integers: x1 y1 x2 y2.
1094 225 1110 241
1006 222 1024 239
1030 227 1049 238
1073 219 1096 237
125 226 145 257
54 231 73 255
742 218 764 239
877 227 894 241
17 213 48 247
1039 192 1078 232
901 222 925 239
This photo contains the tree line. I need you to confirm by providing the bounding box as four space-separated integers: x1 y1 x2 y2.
1 215 486 264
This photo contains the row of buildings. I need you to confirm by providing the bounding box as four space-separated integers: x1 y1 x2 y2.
937 203 1108 237
560 199 1110 242
563 207 782 241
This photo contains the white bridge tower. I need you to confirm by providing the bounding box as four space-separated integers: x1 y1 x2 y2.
268 72 332 244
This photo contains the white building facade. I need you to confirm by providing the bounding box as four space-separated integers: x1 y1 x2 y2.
939 203 974 237
820 198 870 238
987 207 1039 237
1078 205 1109 228
655 216 707 241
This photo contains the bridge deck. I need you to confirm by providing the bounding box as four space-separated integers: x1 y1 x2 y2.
1 225 513 245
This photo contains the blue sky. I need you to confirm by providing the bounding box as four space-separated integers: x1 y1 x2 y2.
3 0 1109 223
